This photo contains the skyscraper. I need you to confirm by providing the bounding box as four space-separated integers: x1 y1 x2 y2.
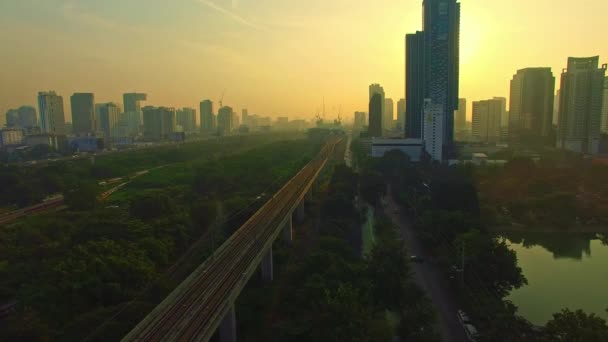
242 109 249 126
97 103 121 139
200 100 215 132
369 84 386 132
38 91 66 135
601 77 608 134
143 106 176 141
123 93 147 135
423 0 460 152
384 98 394 131
70 93 95 134
454 98 467 134
5 109 19 128
406 31 425 139
369 94 382 138
177 108 197 132
397 98 406 131
472 99 502 143
423 99 444 161
354 111 367 130
18 106 37 128
509 68 555 146
217 106 234 135
493 97 508 128
557 57 607 154
554 89 561 126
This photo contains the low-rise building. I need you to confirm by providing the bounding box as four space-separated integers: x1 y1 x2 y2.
371 138 424 161
0 129 24 147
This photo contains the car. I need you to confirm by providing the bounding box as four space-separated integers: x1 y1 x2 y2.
457 310 472 325
410 255 425 263
464 323 478 342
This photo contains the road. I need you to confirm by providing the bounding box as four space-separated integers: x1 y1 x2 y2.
383 189 469 342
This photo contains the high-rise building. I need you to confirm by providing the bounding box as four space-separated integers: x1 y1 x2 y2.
554 89 561 126
406 31 425 139
509 68 555 146
123 93 147 135
354 111 367 130
200 100 215 132
369 94 383 138
397 98 406 131
5 109 19 128
472 99 502 143
98 103 121 139
369 84 386 131
557 57 607 154
177 108 197 133
384 98 394 131
142 106 176 141
217 106 234 135
70 93 95 134
601 77 608 134
242 109 249 126
423 0 460 152
493 97 508 128
18 106 37 128
38 91 66 135
423 99 444 162
454 98 467 134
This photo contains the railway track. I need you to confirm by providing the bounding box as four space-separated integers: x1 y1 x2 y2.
124 139 341 342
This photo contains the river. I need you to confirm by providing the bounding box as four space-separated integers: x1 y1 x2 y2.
505 232 608 325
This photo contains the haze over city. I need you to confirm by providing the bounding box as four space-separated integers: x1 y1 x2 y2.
2 0 608 122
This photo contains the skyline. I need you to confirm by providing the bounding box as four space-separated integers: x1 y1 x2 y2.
1 0 608 123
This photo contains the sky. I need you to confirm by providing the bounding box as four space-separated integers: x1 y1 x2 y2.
1 0 607 123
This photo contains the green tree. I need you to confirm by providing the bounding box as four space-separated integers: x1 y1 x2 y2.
544 309 608 342
64 181 99 211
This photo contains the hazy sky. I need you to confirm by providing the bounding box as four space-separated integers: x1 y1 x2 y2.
1 0 607 123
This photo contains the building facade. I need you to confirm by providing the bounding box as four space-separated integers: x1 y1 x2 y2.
384 98 394 131
143 106 176 141
369 84 386 132
368 93 383 138
354 111 367 130
0 129 24 146
217 106 234 135
557 57 607 154
98 103 121 139
177 108 197 133
397 98 406 131
472 99 502 143
38 91 66 135
70 93 95 134
602 77 608 134
509 68 555 146
200 100 215 132
18 106 37 128
5 109 19 128
123 93 147 135
405 31 425 139
454 98 467 140
423 99 444 161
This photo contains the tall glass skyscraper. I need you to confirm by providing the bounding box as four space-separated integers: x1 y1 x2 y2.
406 0 460 157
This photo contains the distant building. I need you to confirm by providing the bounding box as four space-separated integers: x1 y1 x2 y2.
472 99 502 143
0 129 24 146
18 106 37 128
405 31 425 139
98 103 121 140
177 108 197 133
554 89 561 126
370 84 386 131
558 57 607 154
423 99 444 162
5 109 19 128
26 134 59 149
38 91 66 135
143 106 176 141
354 111 367 130
371 138 423 161
369 93 383 138
200 100 215 132
123 93 147 135
602 77 608 134
69 136 100 153
509 68 555 146
397 98 406 131
384 98 394 131
454 98 467 133
217 106 234 135
70 93 95 134
231 111 240 129
493 97 508 128
242 109 249 126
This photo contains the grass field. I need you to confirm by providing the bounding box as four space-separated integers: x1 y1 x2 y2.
361 204 376 255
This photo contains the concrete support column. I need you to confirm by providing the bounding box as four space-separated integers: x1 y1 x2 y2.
219 306 237 342
295 201 306 223
261 246 274 282
282 215 293 244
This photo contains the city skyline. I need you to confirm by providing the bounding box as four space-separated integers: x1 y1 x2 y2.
2 0 608 123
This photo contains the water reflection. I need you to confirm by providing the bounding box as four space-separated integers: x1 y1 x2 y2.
503 232 600 260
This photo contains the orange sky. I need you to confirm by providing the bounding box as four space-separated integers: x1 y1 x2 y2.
1 0 607 123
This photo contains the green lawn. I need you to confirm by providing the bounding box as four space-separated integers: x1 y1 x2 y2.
361 204 376 255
